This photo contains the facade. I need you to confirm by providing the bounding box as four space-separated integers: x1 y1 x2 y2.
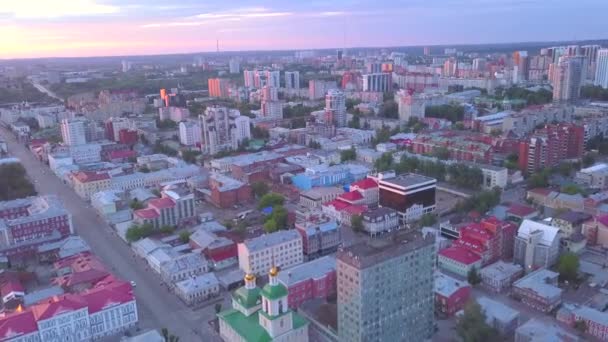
479 261 523 293
558 303 608 341
178 121 202 146
480 164 508 190
208 78 231 98
199 106 251 155
174 272 220 306
0 196 74 258
324 89 346 127
513 219 560 271
70 171 112 199
218 269 309 342
133 190 195 229
595 49 608 89
308 80 337 100
349 178 379 206
362 73 392 92
208 173 252 209
295 215 340 259
337 231 435 342
515 318 580 342
552 56 584 102
298 187 344 210
512 268 562 313
449 217 518 266
159 106 190 123
475 296 520 335
575 163 608 188
285 71 300 90
434 272 471 317
60 118 87 146
159 252 209 284
277 256 336 309
361 207 399 236
437 246 482 278
378 173 436 223
189 229 238 270
237 230 303 276
518 124 584 173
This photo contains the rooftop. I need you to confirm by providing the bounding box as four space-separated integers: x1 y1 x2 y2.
555 210 592 225
517 219 560 246
160 252 208 275
300 187 344 201
337 230 434 269
515 318 579 342
479 261 523 280
175 273 219 294
277 256 336 287
580 163 608 174
350 177 378 190
476 296 519 324
241 230 301 253
378 173 436 189
512 268 562 299
434 272 469 298
507 203 538 217
438 246 481 265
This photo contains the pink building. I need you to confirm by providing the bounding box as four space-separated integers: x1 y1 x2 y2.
434 272 471 317
277 256 336 309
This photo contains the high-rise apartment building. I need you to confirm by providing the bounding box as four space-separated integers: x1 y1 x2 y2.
228 58 240 74
582 45 601 80
362 73 392 92
595 49 608 89
518 123 584 173
285 71 300 90
324 89 346 127
337 230 435 342
261 86 283 119
208 78 230 98
199 106 251 155
309 80 338 100
60 118 87 146
513 51 529 83
552 56 584 102
243 69 256 88
179 120 202 146
264 70 281 88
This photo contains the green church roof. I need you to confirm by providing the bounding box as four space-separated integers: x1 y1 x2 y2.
218 309 271 342
233 287 261 309
261 283 288 300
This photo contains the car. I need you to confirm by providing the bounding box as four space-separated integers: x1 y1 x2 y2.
130 281 137 288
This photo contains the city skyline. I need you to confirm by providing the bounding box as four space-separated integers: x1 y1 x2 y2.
2 0 608 59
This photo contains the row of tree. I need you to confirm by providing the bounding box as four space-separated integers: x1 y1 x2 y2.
0 164 37 201
125 223 175 242
425 104 464 123
455 188 501 214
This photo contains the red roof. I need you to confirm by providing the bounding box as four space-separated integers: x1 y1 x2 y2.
71 171 110 183
598 215 608 227
507 203 537 217
108 150 136 159
207 247 237 262
342 204 368 215
323 199 350 211
339 191 363 202
31 295 87 320
1 279 24 297
82 280 133 314
134 208 159 219
350 178 378 190
528 188 552 196
0 310 38 339
53 253 110 289
439 247 481 265
149 197 175 210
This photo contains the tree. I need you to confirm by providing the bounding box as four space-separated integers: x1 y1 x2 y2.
527 169 550 188
214 303 223 314
340 147 357 162
379 100 398 118
126 223 155 242
374 152 394 172
574 320 587 334
467 267 482 285
130 199 144 210
425 104 465 123
0 164 37 201
264 205 288 232
351 215 364 233
139 165 150 173
182 150 201 164
432 146 450 160
179 231 192 244
583 153 596 168
419 213 437 227
258 193 285 209
264 218 278 233
558 252 580 282
456 300 499 342
251 181 270 198
161 328 180 342
561 184 582 195
307 140 321 149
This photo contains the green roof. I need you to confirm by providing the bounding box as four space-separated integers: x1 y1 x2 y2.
261 283 288 300
293 312 309 329
218 309 271 342
233 287 261 309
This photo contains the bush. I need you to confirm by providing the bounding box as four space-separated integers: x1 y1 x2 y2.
0 164 36 201
258 193 285 210
126 223 154 242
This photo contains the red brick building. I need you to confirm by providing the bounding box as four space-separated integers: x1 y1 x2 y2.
410 131 494 164
277 256 336 309
208 174 252 209
118 129 138 146
518 123 584 174
450 217 517 266
434 272 471 317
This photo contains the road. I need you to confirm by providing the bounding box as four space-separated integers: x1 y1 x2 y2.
31 83 63 102
0 127 220 341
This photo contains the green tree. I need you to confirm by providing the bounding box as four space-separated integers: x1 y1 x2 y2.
574 320 587 334
340 147 357 162
527 170 550 188
0 164 37 201
182 150 201 164
379 100 398 118
179 231 192 244
129 199 144 210
351 215 364 233
558 252 580 282
126 223 155 242
561 184 582 195
456 300 499 342
161 328 180 342
583 153 596 168
432 146 450 159
374 152 394 172
258 193 285 209
425 104 465 123
467 267 482 285
419 213 437 227
264 218 278 233
251 181 270 198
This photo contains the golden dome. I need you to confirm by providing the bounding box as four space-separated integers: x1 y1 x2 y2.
244 273 256 282
269 266 279 277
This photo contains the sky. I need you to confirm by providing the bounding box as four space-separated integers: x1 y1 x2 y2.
1 0 608 59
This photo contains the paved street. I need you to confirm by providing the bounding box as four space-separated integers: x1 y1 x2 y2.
0 127 221 341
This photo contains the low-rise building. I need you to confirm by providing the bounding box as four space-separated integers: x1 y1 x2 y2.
515 318 580 342
361 207 399 236
479 261 523 293
512 268 562 313
479 164 508 190
557 303 608 341
277 256 336 309
434 272 470 317
189 229 237 270
237 230 303 276
208 173 252 209
174 272 221 306
295 215 340 260
348 177 379 207
299 187 344 210
160 252 209 284
576 163 608 189
475 296 520 335
133 188 195 228
437 246 482 278
513 219 560 270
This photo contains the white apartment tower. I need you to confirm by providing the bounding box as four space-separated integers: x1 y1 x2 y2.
229 59 240 74
325 89 347 127
595 49 608 89
60 118 87 146
199 106 251 155
552 56 584 102
285 71 300 89
179 121 202 146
